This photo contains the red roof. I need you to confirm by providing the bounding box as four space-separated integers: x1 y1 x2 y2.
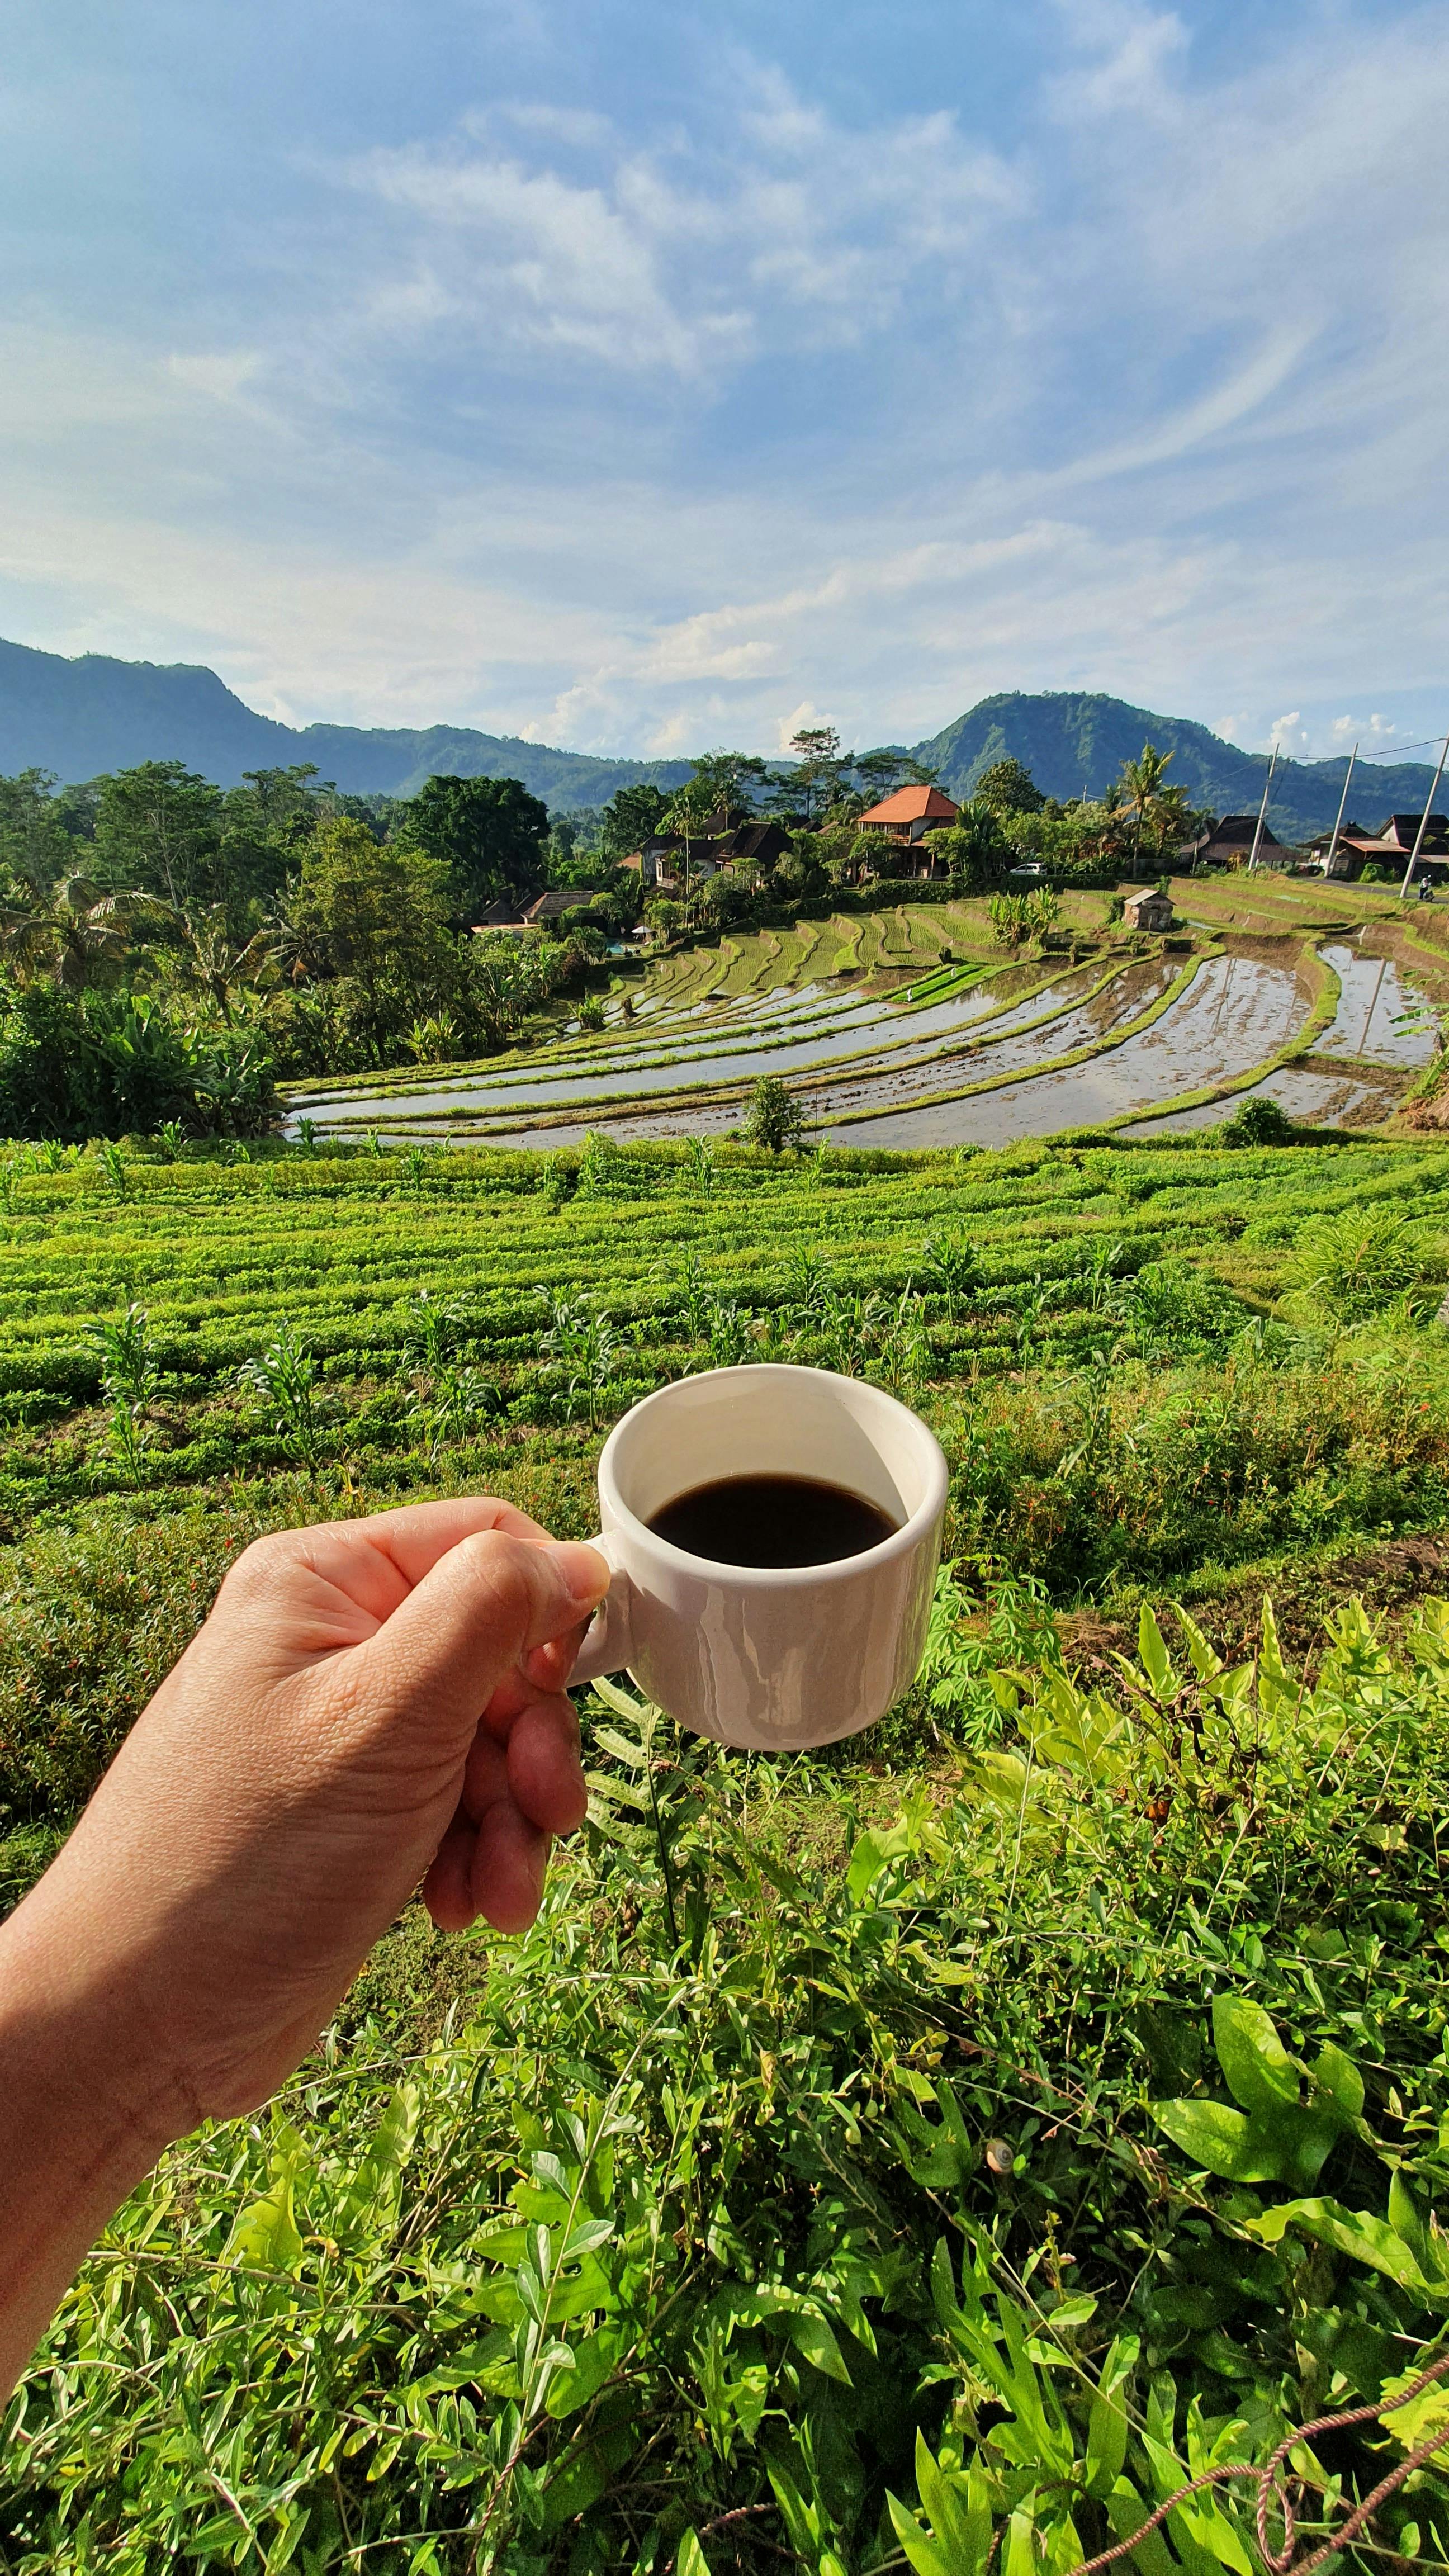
858 785 959 827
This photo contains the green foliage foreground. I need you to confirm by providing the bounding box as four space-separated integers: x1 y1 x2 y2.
6 1603 1449 2570
4 1134 1449 2569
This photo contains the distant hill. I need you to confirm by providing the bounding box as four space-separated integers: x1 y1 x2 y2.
0 637 1438 839
911 690 1440 844
0 637 693 811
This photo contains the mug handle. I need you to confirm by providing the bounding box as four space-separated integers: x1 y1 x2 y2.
567 1531 636 1688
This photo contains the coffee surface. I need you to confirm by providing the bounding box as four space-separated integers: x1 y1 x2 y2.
647 1472 898 1569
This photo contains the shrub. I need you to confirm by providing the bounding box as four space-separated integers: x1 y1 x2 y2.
1224 1095 1296 1146
746 1074 806 1153
0 978 277 1140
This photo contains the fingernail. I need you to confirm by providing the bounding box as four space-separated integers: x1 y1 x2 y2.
548 1541 610 1608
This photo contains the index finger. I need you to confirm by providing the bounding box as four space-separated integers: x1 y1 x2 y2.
318 1496 559 1592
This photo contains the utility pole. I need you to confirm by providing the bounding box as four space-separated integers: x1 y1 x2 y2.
1247 745 1279 872
1323 741 1357 876
1399 732 1449 902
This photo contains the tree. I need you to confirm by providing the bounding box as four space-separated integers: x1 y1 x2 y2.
701 870 757 930
774 726 853 827
402 774 549 918
684 751 770 825
975 758 1046 818
662 780 717 898
1112 742 1189 874
935 802 1009 894
283 820 454 1003
747 1074 806 1153
91 762 225 910
215 766 330 916
146 901 276 1024
598 783 671 862
0 770 72 901
0 875 155 989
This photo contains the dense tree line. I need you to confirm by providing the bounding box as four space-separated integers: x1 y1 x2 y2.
0 763 632 1139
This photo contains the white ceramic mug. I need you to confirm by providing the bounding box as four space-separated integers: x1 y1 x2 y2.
568 1363 949 1751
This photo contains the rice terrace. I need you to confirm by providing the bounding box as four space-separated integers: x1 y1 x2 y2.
6 802 1449 2571
286 874 1438 1152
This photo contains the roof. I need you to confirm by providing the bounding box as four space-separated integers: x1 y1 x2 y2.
1379 813 1449 847
858 785 960 827
1209 814 1282 846
473 899 526 927
523 887 607 921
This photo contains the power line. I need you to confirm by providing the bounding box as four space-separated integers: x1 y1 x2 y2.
1355 734 1447 760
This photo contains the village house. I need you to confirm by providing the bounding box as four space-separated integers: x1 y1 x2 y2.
471 888 608 934
1178 813 1288 869
522 888 609 925
622 818 794 893
1302 812 1449 880
855 784 960 874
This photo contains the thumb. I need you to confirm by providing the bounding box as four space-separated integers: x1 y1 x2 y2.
356 1531 608 1741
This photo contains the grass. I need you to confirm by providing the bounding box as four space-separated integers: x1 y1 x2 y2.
6 1112 1449 2568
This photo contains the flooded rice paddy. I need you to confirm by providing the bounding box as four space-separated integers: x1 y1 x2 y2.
288 929 1434 1153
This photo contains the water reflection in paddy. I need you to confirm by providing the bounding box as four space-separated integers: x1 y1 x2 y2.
831 949 1308 1149
1314 946 1436 1066
292 967 1042 1131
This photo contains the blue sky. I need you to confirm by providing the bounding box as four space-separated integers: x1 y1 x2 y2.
2 0 1446 762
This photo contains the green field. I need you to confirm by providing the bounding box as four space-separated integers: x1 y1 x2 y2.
5 1128 1449 2570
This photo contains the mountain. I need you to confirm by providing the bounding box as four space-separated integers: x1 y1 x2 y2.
0 637 693 811
911 690 1441 844
0 638 1438 839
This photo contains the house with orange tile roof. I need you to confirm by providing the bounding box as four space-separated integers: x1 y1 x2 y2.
855 783 959 875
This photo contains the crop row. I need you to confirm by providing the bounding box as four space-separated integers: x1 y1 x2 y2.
2 1139 1447 1405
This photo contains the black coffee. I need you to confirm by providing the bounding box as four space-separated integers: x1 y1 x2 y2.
648 1472 898 1569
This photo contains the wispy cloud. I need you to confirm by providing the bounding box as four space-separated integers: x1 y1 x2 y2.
340 65 1019 378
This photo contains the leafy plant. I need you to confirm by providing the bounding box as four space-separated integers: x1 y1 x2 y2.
921 1228 981 1319
536 1287 620 1429
85 1301 161 1484
684 1133 717 1196
1292 1206 1426 1322
237 1318 326 1469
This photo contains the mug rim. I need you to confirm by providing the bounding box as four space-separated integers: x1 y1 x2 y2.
595 1362 948 1588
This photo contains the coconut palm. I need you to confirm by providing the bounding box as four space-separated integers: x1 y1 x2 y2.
0 877 154 989
1112 743 1188 874
662 780 716 901
155 903 277 1024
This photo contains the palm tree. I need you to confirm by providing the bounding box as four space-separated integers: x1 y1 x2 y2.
1113 744 1188 876
158 903 277 1024
662 781 716 904
0 877 152 988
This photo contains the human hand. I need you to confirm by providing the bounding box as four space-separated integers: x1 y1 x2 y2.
2 1499 608 2140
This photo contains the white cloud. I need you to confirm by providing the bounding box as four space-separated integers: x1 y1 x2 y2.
1047 1 1189 121
3 8 1449 766
339 65 1018 378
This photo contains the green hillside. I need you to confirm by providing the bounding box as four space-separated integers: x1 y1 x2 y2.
3 633 1440 829
913 688 1439 842
0 636 694 808
4 1129 1449 2566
